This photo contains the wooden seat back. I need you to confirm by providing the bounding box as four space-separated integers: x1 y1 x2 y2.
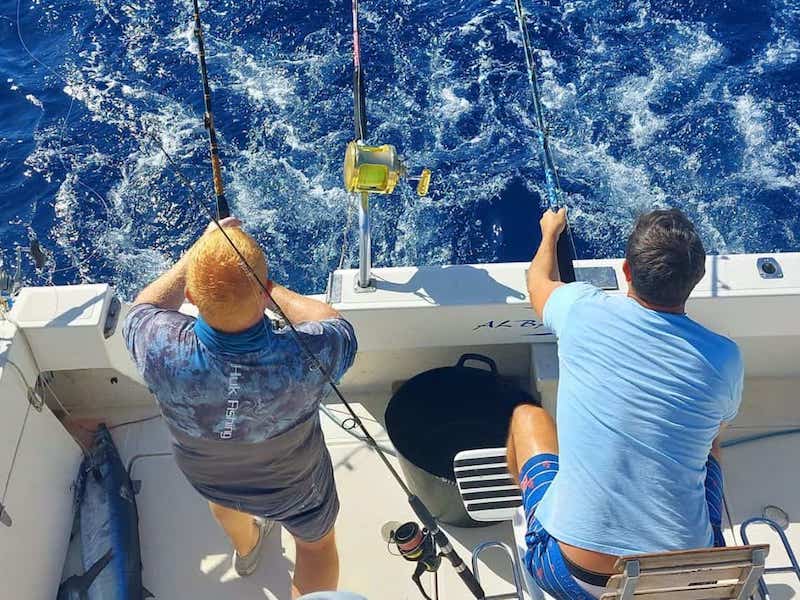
601 545 770 600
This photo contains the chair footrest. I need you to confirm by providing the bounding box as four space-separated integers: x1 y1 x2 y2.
454 448 522 522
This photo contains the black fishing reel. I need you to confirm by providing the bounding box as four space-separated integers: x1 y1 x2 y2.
383 521 441 600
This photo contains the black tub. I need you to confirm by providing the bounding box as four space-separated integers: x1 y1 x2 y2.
385 354 536 527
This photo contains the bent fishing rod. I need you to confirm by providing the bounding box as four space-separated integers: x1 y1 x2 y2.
192 0 229 220
181 4 482 599
513 0 577 283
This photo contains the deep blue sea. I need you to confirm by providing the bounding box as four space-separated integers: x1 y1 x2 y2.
1 0 798 297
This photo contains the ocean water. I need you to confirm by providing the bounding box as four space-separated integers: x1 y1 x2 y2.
0 0 798 297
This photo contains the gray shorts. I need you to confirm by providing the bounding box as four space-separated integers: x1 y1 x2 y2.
235 445 339 542
171 414 340 542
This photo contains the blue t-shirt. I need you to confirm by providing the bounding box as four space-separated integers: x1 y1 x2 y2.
123 304 358 442
534 283 743 556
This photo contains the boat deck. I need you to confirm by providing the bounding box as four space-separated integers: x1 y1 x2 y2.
66 401 519 600
64 386 800 600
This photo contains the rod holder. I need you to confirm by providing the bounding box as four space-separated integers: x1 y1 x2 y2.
343 140 430 290
357 192 374 290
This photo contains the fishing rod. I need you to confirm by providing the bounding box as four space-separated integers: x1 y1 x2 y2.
181 6 479 599
351 0 367 143
191 0 229 220
513 0 577 283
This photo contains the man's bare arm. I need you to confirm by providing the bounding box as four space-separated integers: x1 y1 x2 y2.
268 283 341 324
132 217 240 309
528 208 567 319
133 254 191 309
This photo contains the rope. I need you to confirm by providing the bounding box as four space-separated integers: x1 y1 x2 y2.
0 317 91 454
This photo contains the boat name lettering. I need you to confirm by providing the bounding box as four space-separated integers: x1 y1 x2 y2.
473 319 542 331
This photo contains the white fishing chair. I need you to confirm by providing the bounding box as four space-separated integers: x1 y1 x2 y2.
454 448 770 600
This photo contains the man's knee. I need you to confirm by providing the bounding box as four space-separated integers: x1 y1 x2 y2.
511 403 551 434
509 403 558 459
294 527 336 552
208 500 241 522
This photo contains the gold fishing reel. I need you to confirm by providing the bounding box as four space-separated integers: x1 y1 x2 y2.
343 141 431 196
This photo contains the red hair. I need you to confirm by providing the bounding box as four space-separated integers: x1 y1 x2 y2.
187 228 268 331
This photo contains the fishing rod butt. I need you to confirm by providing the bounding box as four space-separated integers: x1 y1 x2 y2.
455 563 487 600
557 228 576 283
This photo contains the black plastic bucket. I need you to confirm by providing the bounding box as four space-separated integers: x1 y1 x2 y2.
385 354 535 527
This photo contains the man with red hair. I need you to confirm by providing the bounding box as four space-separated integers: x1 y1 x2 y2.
124 218 357 597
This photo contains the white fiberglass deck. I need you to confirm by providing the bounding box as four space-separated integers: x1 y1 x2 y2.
72 383 800 600
88 402 519 600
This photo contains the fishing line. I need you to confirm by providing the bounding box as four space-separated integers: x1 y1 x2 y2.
15 0 65 79
0 402 32 527
16 0 111 217
337 196 356 271
50 95 115 275
108 414 162 430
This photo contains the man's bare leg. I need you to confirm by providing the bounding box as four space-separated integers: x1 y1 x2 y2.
507 404 618 573
208 501 259 556
506 404 558 484
291 528 339 599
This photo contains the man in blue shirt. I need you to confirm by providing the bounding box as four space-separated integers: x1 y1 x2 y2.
507 208 742 599
124 218 357 596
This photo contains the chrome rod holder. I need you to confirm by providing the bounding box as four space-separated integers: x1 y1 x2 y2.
356 192 375 291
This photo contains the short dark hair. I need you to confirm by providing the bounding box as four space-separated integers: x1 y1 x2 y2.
625 209 706 307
